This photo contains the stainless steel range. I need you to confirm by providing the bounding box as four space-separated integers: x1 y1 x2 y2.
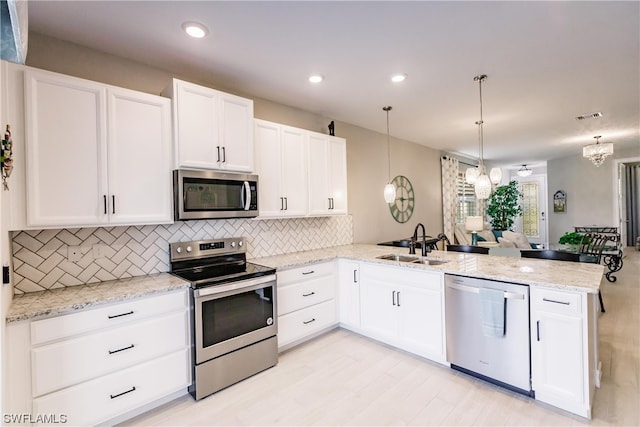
170 238 277 400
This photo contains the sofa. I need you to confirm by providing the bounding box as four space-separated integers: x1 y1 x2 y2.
454 224 534 249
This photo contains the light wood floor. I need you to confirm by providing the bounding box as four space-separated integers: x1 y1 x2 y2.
121 250 640 426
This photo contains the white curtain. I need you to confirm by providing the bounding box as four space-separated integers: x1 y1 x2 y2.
441 156 459 245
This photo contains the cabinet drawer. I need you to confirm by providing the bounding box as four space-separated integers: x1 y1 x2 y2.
278 276 335 316
278 299 336 348
277 261 334 286
32 348 189 427
532 288 582 315
32 310 188 397
31 289 188 345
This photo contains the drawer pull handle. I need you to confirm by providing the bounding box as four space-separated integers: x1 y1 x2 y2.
302 292 316 297
536 320 540 341
108 344 135 355
303 318 316 325
353 270 358 283
302 271 315 275
110 386 136 400
542 298 570 306
108 310 134 319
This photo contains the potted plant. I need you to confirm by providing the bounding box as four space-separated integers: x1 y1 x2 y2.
558 232 588 252
486 180 523 231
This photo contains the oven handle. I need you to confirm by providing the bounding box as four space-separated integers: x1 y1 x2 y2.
194 275 276 298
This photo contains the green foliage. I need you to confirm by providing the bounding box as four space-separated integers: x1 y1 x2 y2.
559 232 588 245
486 180 523 230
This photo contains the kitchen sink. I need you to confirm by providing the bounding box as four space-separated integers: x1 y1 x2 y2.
376 254 420 262
376 254 450 265
412 258 450 265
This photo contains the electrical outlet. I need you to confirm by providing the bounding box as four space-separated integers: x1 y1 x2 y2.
92 243 106 259
68 246 82 262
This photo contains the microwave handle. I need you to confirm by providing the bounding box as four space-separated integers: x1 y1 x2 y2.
242 181 251 211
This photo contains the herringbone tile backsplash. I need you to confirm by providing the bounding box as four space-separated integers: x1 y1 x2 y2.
11 216 353 294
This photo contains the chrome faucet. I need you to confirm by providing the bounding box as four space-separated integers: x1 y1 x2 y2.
409 223 430 257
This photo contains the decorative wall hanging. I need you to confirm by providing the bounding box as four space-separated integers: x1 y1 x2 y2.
553 190 566 213
1 124 13 190
388 175 415 223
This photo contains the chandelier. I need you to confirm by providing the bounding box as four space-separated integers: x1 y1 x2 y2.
583 135 613 167
517 164 533 177
467 74 500 199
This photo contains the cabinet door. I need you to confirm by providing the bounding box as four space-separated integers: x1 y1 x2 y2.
107 88 172 225
308 133 330 215
328 137 348 214
25 70 108 226
338 260 360 329
173 80 220 169
396 283 443 359
360 268 397 340
280 126 308 216
254 120 283 217
531 309 585 406
219 93 253 172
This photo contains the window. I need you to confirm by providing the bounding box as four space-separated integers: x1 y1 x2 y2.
521 181 539 237
456 171 477 224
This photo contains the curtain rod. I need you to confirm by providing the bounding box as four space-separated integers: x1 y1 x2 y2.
442 155 476 168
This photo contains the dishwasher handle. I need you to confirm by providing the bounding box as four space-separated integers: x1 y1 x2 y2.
447 282 525 300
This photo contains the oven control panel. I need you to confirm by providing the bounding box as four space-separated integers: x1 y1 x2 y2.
170 238 246 261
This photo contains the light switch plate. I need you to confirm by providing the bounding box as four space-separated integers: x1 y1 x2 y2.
68 246 82 262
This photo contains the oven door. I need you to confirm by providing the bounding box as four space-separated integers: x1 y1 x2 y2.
193 275 277 364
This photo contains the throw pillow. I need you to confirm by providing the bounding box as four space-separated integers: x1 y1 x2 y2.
476 235 487 242
498 237 516 248
502 231 532 249
478 229 498 242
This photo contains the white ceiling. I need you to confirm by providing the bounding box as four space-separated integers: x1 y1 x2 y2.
28 1 640 166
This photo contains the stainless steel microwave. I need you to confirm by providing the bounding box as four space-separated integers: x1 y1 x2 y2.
173 169 258 220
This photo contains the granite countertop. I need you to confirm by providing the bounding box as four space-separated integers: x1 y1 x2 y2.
251 244 604 294
6 273 191 324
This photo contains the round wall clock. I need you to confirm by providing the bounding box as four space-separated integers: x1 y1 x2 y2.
388 175 415 223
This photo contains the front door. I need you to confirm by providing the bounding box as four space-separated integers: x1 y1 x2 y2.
515 175 548 248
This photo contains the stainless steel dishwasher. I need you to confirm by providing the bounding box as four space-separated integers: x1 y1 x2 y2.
445 274 533 396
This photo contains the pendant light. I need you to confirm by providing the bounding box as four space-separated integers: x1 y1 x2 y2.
471 74 501 199
383 106 396 203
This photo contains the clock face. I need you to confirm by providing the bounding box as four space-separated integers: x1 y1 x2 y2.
388 175 415 223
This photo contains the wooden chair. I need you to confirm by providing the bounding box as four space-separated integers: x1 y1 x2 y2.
446 244 489 254
521 248 605 313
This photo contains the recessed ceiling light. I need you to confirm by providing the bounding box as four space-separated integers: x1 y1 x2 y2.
391 73 407 83
182 22 209 38
309 74 324 83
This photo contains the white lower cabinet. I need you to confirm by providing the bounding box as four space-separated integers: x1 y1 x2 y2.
359 263 446 363
276 261 337 349
530 287 597 418
338 260 360 329
5 289 190 426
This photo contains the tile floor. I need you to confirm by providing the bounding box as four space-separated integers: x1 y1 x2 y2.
122 249 639 426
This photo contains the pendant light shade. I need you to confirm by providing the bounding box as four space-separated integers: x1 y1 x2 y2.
517 164 533 177
475 173 492 199
489 167 502 185
384 183 396 203
465 167 479 184
383 106 396 203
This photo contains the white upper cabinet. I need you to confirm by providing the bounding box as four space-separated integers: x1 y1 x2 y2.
254 119 308 217
308 133 348 215
254 119 348 219
24 69 172 228
164 79 254 172
106 87 172 225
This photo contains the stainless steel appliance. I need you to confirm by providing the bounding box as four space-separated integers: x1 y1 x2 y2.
445 274 533 396
173 169 258 220
170 238 277 400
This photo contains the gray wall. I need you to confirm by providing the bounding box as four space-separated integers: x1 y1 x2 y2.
547 146 640 244
24 33 444 245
